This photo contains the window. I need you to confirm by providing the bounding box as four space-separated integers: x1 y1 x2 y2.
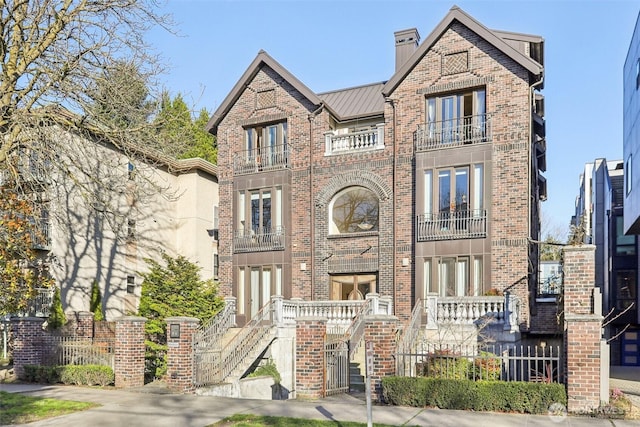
424 164 483 216
636 58 640 90
615 270 636 310
213 254 219 280
626 155 632 195
329 187 379 234
238 265 283 318
419 164 485 240
126 275 135 294
238 188 282 234
425 88 486 144
330 273 377 300
616 216 636 256
245 122 287 168
127 219 136 240
423 256 482 297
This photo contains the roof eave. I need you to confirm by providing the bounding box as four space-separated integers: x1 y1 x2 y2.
382 6 543 97
206 50 323 135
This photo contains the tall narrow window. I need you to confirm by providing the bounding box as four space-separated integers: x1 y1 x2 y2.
424 170 432 215
238 268 245 315
213 254 219 280
473 164 483 216
423 259 432 296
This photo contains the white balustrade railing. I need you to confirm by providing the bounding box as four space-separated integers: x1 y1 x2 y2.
425 294 520 332
324 124 384 155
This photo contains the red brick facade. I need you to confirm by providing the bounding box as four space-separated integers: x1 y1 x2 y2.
562 245 605 413
114 316 147 388
211 7 547 331
363 316 400 401
295 318 327 399
166 316 200 394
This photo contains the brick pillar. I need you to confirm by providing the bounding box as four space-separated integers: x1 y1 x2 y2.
364 315 399 402
10 317 46 379
295 317 326 399
114 316 146 388
563 245 604 413
166 316 200 393
76 311 94 338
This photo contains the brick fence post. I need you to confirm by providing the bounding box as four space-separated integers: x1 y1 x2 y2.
75 311 94 338
166 316 200 393
295 317 326 399
114 316 146 388
563 245 606 413
10 317 46 379
364 315 399 402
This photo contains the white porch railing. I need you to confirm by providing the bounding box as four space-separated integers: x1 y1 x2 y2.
278 294 393 334
424 294 519 332
324 124 384 156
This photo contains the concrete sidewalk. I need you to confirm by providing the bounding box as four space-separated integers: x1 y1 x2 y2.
1 383 638 427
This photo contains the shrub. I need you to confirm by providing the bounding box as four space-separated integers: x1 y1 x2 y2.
59 365 114 386
248 359 281 384
382 377 567 414
419 350 471 380
470 351 502 381
90 281 104 321
21 364 114 386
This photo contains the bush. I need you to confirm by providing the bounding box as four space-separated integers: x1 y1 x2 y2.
59 365 114 386
417 350 471 380
248 359 281 384
470 351 502 381
382 377 567 414
21 364 114 386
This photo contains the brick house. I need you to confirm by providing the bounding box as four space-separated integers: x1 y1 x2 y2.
207 6 550 338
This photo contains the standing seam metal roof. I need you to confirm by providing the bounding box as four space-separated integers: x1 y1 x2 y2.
318 82 387 121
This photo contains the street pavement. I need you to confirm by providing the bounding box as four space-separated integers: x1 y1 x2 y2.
1 381 639 427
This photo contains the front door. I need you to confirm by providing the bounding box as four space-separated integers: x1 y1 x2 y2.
330 273 377 300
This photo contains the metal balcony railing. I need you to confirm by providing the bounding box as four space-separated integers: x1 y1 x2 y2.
233 144 288 175
417 209 487 241
31 222 51 250
233 226 285 253
415 114 491 151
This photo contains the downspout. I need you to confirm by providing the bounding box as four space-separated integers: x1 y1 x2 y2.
528 72 544 316
308 102 324 300
385 97 398 314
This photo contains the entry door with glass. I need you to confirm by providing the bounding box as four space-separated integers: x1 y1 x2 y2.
330 274 377 300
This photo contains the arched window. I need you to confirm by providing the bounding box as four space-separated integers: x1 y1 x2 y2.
329 187 379 234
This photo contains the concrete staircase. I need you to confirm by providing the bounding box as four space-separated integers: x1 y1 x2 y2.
349 341 366 393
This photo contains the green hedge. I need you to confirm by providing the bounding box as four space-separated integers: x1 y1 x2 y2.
382 377 567 414
22 365 114 386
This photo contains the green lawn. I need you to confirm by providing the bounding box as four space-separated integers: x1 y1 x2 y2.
0 391 98 425
210 414 417 427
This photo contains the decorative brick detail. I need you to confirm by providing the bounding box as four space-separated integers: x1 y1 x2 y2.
10 317 47 378
165 316 200 394
363 315 399 402
114 316 147 388
562 245 604 413
295 317 327 399
442 51 469 75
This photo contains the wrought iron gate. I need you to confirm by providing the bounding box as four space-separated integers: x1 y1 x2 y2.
324 338 349 396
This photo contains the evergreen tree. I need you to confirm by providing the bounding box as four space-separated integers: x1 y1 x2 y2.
90 281 104 321
138 253 223 381
48 287 66 330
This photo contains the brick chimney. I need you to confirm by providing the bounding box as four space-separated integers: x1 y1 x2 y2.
394 28 420 71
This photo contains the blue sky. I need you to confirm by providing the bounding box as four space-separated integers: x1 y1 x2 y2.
148 0 639 238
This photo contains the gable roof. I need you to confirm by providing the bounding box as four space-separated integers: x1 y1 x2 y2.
206 50 324 134
382 5 544 97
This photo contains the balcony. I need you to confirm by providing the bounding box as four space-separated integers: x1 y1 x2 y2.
233 144 288 176
31 222 51 250
324 124 384 156
233 226 285 253
415 114 491 152
417 209 487 241
424 294 519 332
